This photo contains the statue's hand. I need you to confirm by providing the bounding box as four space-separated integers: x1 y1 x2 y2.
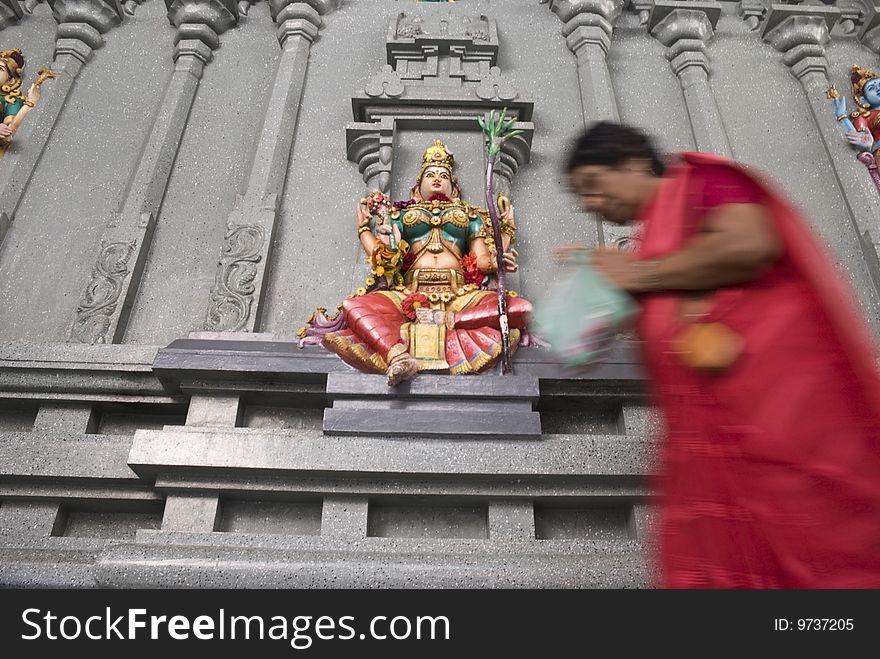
26 83 40 106
832 96 846 117
0 123 13 139
374 223 401 248
501 202 515 228
356 203 371 229
846 130 874 151
502 247 518 273
375 223 390 246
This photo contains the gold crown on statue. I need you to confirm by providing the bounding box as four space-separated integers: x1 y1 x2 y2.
0 48 23 77
419 139 455 177
851 64 879 108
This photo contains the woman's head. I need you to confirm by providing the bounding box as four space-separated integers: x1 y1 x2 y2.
566 121 665 224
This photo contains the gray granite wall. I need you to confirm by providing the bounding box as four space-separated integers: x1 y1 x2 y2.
1 0 878 342
124 6 281 344
0 2 169 343
1 0 879 588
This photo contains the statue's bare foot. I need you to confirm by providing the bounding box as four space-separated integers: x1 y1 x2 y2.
386 351 418 386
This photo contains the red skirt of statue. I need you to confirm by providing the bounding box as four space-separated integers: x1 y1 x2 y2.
638 153 880 588
323 286 531 375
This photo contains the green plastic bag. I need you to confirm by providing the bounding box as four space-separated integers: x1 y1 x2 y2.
532 260 637 368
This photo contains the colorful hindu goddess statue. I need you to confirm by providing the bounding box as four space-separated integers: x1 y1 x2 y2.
0 48 31 145
0 48 56 157
0 49 27 117
846 65 880 160
300 140 532 385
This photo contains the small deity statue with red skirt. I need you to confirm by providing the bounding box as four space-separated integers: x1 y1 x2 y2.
0 48 57 157
828 64 880 192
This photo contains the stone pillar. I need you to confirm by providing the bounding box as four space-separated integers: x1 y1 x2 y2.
618 404 654 436
0 500 64 537
33 402 97 434
859 3 880 58
347 116 395 197
185 394 242 427
649 1 732 156
628 502 654 542
0 0 23 30
161 492 220 532
763 5 880 322
67 0 237 345
488 500 535 540
628 0 652 27
739 0 768 32
549 0 626 247
321 495 368 539
549 0 623 127
0 0 122 246
204 0 336 333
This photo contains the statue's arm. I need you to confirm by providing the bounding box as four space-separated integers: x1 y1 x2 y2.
0 102 18 137
471 204 517 273
1 95 33 138
356 202 377 256
845 115 876 151
471 232 495 273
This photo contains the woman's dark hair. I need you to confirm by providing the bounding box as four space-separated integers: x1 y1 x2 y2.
565 121 666 176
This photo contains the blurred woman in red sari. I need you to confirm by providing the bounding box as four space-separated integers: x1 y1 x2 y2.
562 121 880 588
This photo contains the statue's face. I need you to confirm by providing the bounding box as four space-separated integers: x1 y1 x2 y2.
419 166 453 199
568 159 653 224
0 63 8 86
863 79 880 107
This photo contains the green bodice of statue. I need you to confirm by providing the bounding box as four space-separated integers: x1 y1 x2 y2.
388 199 489 258
1 91 24 121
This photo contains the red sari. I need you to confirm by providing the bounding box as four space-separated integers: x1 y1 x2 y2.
637 152 880 588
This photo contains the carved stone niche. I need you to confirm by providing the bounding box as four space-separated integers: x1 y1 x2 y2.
347 9 535 197
860 1 880 52
353 10 534 123
386 11 497 83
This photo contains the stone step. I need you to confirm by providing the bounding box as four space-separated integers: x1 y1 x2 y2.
324 373 541 438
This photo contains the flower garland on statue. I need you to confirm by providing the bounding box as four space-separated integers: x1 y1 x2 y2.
354 192 407 295
401 292 429 320
459 253 484 286
370 242 406 288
